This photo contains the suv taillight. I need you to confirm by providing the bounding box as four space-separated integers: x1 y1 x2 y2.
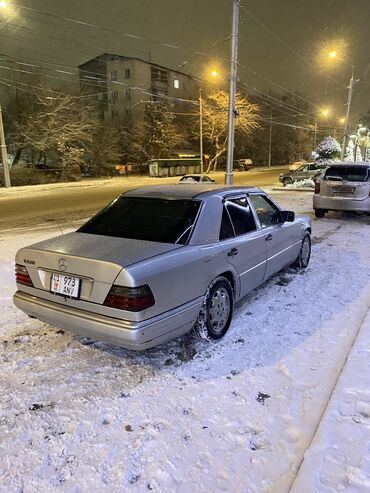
104 285 155 312
15 264 33 287
314 181 320 194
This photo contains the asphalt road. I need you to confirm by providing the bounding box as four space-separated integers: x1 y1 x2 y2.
0 168 285 230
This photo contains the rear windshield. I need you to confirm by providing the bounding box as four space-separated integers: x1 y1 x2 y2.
77 197 201 244
324 166 369 182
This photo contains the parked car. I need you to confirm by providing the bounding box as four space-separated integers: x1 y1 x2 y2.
14 185 311 350
178 174 215 184
234 159 253 171
313 163 370 218
279 163 326 186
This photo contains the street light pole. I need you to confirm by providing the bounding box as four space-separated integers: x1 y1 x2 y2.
313 122 318 150
268 114 272 168
225 0 239 185
0 104 11 188
341 66 355 160
199 88 203 174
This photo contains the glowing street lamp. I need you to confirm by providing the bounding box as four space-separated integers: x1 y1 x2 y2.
0 1 8 8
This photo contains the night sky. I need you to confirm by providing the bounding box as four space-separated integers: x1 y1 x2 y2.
0 0 369 125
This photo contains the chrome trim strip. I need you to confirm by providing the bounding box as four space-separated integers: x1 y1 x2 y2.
240 259 266 277
267 241 301 262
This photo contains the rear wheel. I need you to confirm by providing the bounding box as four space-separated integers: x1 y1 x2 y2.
314 208 325 218
282 177 293 186
193 276 234 341
291 232 311 269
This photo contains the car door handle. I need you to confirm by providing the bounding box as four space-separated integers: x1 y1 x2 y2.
227 247 239 257
265 234 273 241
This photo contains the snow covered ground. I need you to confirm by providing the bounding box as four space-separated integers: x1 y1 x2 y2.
1 191 370 492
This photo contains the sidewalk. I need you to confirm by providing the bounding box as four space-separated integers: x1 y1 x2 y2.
291 307 370 492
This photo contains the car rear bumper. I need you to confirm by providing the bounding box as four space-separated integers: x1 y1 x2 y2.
13 290 203 350
313 195 370 212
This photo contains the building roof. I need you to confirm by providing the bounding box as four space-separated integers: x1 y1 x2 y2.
78 53 199 80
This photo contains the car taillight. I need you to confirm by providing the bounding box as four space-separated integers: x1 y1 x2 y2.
314 181 320 194
15 264 33 287
104 285 155 312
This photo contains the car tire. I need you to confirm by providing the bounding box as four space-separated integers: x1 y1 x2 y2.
282 177 293 186
291 232 311 269
193 276 234 341
314 208 325 218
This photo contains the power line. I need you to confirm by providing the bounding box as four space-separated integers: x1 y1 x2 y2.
238 0 344 88
3 5 337 120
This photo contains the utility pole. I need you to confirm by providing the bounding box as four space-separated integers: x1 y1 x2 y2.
0 105 11 188
225 0 239 185
341 72 355 160
199 88 203 174
268 114 272 168
313 122 318 150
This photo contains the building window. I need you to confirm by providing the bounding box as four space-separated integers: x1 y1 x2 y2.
110 90 118 102
125 109 132 118
125 69 130 79
97 92 104 102
111 110 119 119
151 67 168 83
125 88 131 101
173 79 180 89
111 70 117 81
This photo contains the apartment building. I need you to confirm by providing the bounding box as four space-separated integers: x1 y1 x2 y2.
78 53 200 124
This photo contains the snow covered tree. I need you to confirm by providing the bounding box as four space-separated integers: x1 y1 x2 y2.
344 139 354 162
315 136 341 164
355 144 363 162
196 90 260 172
85 123 122 176
15 86 98 175
142 102 182 159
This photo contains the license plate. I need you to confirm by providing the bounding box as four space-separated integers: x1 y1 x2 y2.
332 186 354 194
50 273 81 298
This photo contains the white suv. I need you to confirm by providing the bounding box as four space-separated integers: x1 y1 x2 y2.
313 163 370 218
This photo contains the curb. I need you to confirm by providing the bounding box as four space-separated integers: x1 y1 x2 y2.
272 187 314 192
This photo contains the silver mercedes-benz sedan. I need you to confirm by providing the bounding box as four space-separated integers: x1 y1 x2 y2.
14 185 311 350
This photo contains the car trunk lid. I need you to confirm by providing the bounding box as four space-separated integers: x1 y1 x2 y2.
16 232 182 305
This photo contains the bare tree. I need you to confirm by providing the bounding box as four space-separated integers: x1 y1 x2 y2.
198 90 260 172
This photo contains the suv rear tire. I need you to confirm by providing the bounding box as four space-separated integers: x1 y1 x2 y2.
314 208 325 218
282 177 293 186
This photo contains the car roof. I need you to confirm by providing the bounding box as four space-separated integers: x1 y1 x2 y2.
124 184 263 199
181 174 208 178
326 162 370 167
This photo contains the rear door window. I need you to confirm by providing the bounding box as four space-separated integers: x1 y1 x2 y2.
220 207 235 240
224 197 257 237
324 166 369 182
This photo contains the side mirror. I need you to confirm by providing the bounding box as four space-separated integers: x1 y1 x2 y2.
281 210 295 222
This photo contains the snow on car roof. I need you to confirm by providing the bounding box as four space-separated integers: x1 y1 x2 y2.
124 185 263 199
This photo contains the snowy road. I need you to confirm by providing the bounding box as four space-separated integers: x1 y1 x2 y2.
1 191 370 492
